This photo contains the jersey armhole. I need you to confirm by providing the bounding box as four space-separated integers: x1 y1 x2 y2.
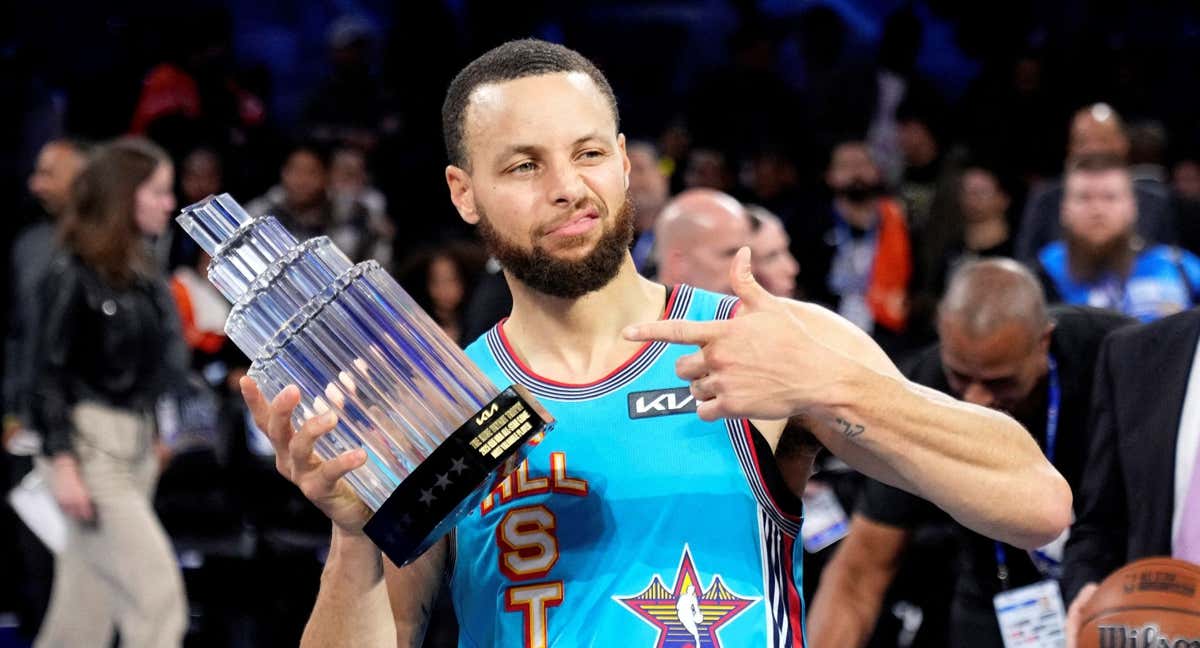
746 421 805 520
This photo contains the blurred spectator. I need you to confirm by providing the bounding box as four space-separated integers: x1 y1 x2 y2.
3 137 89 640
957 167 1016 259
866 5 937 185
626 140 670 275
654 188 750 293
792 140 912 350
958 52 1066 186
797 6 877 163
746 205 799 298
1172 155 1200 257
682 147 737 195
31 137 188 648
1173 156 1200 201
6 139 89 441
246 141 378 262
329 146 394 266
744 147 805 226
685 20 804 165
303 15 395 152
397 243 486 347
1016 104 1177 261
164 146 226 270
179 147 223 206
169 246 247 391
461 259 512 349
1062 307 1200 635
809 259 1133 648
911 165 1015 325
128 10 266 158
1035 153 1200 322
1127 120 1170 186
895 97 949 233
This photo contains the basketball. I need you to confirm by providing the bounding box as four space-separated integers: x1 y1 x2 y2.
1076 557 1200 648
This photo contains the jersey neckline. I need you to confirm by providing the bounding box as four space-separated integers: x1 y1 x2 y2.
485 284 694 401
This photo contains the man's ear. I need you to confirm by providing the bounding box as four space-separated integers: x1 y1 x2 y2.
1039 321 1056 354
618 133 631 189
446 165 478 225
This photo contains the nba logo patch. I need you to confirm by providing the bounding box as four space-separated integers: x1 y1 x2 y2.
613 545 759 647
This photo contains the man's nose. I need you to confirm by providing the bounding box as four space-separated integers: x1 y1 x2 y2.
962 382 996 409
548 162 588 206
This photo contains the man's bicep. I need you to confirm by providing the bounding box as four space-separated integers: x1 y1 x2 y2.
384 537 449 648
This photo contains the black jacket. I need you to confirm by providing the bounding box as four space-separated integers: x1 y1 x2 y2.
31 254 188 457
1062 308 1200 602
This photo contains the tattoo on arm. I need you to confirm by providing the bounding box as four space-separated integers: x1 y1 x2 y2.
835 417 865 439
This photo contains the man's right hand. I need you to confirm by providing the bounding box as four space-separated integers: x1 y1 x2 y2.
1065 582 1098 648
241 377 373 534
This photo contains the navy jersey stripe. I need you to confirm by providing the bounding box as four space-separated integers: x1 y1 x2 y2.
485 285 694 401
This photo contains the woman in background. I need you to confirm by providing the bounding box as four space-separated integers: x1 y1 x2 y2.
32 137 189 648
397 242 485 346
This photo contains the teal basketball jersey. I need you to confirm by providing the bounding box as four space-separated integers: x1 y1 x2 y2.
451 285 806 648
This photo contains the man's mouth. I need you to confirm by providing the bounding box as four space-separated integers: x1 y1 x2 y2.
545 208 600 237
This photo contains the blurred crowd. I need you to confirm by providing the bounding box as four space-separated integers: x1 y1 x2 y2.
4 1 1200 647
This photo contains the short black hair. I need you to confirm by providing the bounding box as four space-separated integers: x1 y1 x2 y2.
285 139 332 170
441 38 619 170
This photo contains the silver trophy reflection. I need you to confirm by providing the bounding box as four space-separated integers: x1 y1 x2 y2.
177 194 553 565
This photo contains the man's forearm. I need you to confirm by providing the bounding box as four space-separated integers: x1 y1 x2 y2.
808 557 883 648
808 514 907 648
806 366 1071 549
301 528 396 648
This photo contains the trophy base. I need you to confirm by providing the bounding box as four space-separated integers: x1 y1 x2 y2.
363 384 554 566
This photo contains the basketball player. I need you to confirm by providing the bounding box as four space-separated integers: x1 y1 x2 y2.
240 39 1071 647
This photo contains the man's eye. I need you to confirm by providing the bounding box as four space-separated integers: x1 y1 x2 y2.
511 162 537 174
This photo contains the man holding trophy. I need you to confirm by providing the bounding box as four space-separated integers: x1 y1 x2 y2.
236 40 1071 647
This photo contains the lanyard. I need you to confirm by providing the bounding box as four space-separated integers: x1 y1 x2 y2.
995 354 1060 589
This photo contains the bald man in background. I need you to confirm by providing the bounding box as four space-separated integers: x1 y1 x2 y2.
6 139 89 443
654 187 751 292
4 137 89 639
747 204 800 298
808 259 1134 648
1016 104 1177 262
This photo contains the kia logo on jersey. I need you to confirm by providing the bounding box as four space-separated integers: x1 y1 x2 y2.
628 388 698 419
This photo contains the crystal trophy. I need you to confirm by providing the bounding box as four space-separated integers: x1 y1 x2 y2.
177 193 554 565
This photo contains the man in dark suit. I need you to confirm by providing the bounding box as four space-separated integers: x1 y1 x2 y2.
1062 307 1200 637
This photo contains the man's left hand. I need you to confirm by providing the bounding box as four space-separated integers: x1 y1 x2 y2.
624 248 855 421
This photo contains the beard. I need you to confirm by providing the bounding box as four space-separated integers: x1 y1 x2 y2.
476 192 635 299
1065 226 1137 281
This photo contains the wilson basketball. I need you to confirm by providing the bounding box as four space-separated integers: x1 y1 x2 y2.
1076 557 1200 648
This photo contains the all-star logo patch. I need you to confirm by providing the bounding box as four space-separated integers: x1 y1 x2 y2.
613 545 759 647
627 388 697 419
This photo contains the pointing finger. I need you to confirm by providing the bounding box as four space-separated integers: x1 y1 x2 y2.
623 319 727 345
